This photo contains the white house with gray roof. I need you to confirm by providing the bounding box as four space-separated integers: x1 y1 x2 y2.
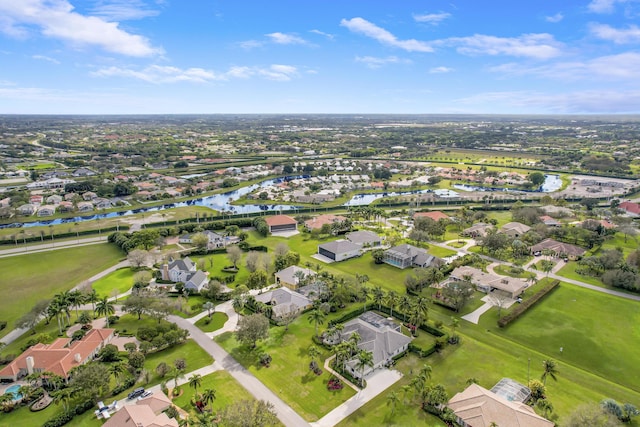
346 230 382 248
274 265 316 290
337 312 412 379
254 287 313 320
161 256 209 293
383 244 444 269
184 270 209 293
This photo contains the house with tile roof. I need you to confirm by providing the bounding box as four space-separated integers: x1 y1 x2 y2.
336 312 411 379
0 329 114 382
449 266 527 299
265 215 298 233
304 214 347 231
413 210 450 221
448 383 554 427
254 287 313 320
274 265 317 290
499 222 531 238
346 230 382 248
103 390 177 427
530 238 586 260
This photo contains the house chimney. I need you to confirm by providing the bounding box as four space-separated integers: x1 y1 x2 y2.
163 263 169 281
26 356 35 375
74 353 82 363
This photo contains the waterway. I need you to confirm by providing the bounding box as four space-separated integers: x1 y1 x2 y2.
2 174 562 229
453 174 562 193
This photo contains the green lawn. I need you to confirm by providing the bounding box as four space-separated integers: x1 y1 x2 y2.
215 315 356 422
91 267 135 298
172 370 253 415
426 245 457 259
143 339 214 388
493 264 536 279
0 244 124 340
195 312 228 332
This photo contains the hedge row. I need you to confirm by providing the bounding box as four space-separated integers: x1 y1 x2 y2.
42 399 93 427
0 225 129 246
498 280 560 328
408 343 437 358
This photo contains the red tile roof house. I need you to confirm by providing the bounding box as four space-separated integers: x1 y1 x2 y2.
413 211 450 221
265 215 298 233
620 201 640 217
0 328 115 382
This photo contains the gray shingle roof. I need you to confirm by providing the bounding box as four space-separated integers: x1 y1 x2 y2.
318 240 361 254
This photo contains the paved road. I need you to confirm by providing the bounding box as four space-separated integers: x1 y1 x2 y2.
168 314 311 427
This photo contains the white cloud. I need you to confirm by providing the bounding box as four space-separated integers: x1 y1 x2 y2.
340 17 434 52
90 0 160 21
413 12 451 24
429 66 453 73
32 54 60 64
355 55 411 68
490 52 640 80
458 89 640 113
0 0 161 57
587 0 628 13
238 40 264 49
266 32 307 45
589 23 640 43
310 29 334 40
92 63 299 83
447 33 562 59
545 13 564 23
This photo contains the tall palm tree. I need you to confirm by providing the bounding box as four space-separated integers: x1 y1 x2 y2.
86 289 98 317
95 296 115 327
541 359 558 385
68 290 85 320
355 350 373 387
359 286 370 311
307 309 326 337
386 291 399 317
203 301 215 319
51 388 75 412
47 300 65 335
201 388 216 411
386 391 400 416
308 345 321 370
398 295 412 322
372 286 385 311
188 374 202 397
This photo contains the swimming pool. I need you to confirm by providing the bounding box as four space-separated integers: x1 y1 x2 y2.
4 384 22 401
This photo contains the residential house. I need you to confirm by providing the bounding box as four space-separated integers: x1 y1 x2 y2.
0 197 10 208
265 215 298 233
499 222 531 238
413 210 450 221
317 240 361 262
334 312 411 379
0 329 115 382
72 168 96 177
449 266 527 299
29 195 44 205
462 222 494 238
46 194 62 205
162 257 196 283
304 214 347 231
93 198 113 210
179 230 229 249
103 390 177 427
77 201 94 212
383 244 444 269
254 287 313 321
620 201 640 217
530 238 586 260
346 230 382 248
539 215 561 227
448 383 554 427
37 205 56 217
184 270 209 293
17 203 36 215
58 201 74 212
274 265 316 290
82 191 97 201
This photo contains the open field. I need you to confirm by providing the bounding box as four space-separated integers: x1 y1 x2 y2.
0 244 124 340
90 267 135 298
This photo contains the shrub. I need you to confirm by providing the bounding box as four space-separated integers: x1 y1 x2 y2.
0 320 7 330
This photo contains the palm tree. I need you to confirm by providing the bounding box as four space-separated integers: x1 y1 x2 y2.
188 374 202 397
308 345 321 371
355 350 373 387
203 301 215 319
541 359 558 385
307 309 326 337
86 289 98 317
96 296 115 327
359 286 370 310
449 317 460 343
201 388 216 411
51 387 75 412
386 391 400 416
109 362 126 387
398 295 412 322
536 398 554 418
372 286 385 311
68 290 85 319
400 384 413 405
386 290 399 317
47 299 65 335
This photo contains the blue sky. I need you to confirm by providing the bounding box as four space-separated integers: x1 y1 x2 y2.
1 0 640 114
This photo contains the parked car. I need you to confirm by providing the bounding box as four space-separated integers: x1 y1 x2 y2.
138 390 153 400
128 387 145 400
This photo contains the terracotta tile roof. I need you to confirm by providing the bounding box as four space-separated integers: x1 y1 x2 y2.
265 215 297 226
304 214 347 230
413 211 450 221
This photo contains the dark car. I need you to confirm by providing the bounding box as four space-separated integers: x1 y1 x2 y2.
128 387 145 400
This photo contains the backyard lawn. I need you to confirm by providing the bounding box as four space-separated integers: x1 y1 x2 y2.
0 243 124 340
215 315 356 422
91 267 135 298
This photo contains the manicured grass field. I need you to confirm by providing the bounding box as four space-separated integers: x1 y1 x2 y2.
91 267 135 298
195 312 228 332
172 370 253 415
0 244 124 339
215 315 356 421
479 283 640 393
493 264 535 279
143 339 214 388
